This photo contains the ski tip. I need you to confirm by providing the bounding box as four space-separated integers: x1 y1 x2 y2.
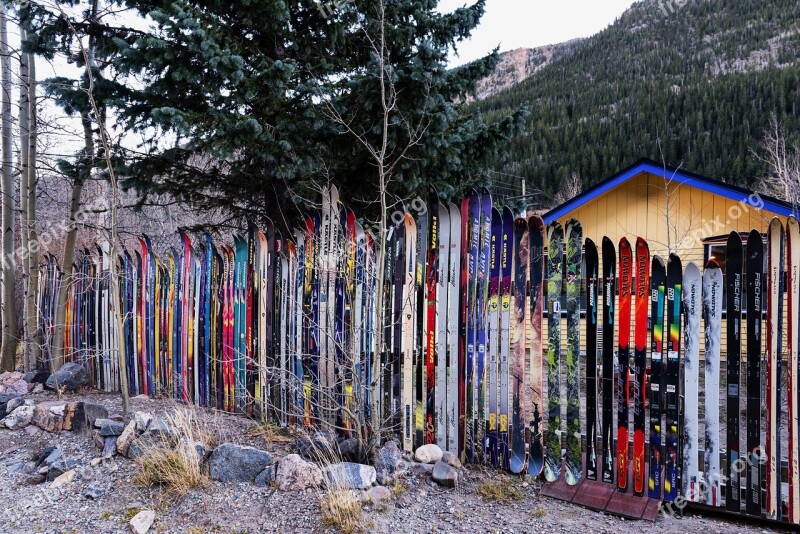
618 235 631 250
528 214 545 232
705 258 720 270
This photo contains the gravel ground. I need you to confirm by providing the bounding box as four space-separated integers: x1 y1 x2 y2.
0 390 786 533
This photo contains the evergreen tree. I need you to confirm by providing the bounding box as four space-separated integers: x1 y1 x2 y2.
27 0 527 227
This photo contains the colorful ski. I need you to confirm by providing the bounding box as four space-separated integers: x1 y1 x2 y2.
617 237 632 492
436 204 450 450
415 204 428 449
402 213 417 452
464 192 481 462
564 219 582 485
745 229 764 516
648 256 666 498
601 238 616 485
632 238 649 496
664 253 682 502
487 208 502 467
682 262 701 502
584 238 598 480
510 216 528 474
498 207 513 469
475 190 492 463
425 187 439 445
703 259 722 505
766 217 784 521
544 221 564 483
726 231 743 512
446 204 461 454
528 216 546 477
788 216 800 523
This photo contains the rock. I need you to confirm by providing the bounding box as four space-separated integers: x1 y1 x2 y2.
92 430 105 449
1 404 34 429
25 473 46 485
31 383 44 394
102 437 118 459
365 485 392 502
116 420 138 456
276 454 323 491
126 438 148 460
254 466 275 487
62 402 81 431
0 371 23 386
374 441 404 485
2 394 24 416
431 460 458 488
293 431 339 460
32 403 66 433
414 444 443 464
23 370 49 384
409 461 434 475
90 458 102 467
42 446 62 467
83 482 104 500
134 411 153 432
45 362 89 391
3 380 28 396
84 403 108 428
46 458 78 481
49 469 76 489
324 462 377 490
208 443 272 483
146 416 170 436
97 419 125 437
23 425 40 436
441 451 463 469
338 437 360 461
129 510 155 534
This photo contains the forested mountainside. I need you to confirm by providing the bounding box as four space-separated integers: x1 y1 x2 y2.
470 0 800 204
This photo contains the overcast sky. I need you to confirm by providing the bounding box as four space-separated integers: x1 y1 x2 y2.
438 0 638 66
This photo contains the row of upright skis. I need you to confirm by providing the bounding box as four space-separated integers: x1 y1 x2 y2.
36 184 800 522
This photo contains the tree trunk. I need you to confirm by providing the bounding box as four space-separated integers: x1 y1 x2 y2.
26 40 40 370
0 6 16 371
19 25 35 371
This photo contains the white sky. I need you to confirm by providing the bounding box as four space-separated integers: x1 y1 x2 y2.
438 0 638 66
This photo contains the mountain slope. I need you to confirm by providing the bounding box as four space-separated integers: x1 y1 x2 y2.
472 0 800 204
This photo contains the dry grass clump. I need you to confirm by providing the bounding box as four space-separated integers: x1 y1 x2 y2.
477 479 525 502
309 429 364 534
133 407 218 498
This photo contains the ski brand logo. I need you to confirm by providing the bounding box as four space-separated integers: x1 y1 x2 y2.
753 272 762 312
734 273 741 313
668 287 675 301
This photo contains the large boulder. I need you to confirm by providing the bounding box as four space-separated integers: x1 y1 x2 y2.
414 444 443 464
0 371 23 386
323 462 376 490
276 454 323 491
45 363 89 392
1 405 34 429
32 403 67 433
0 393 22 419
431 460 458 488
22 370 49 384
207 444 272 483
69 403 109 436
2 379 28 396
373 441 404 485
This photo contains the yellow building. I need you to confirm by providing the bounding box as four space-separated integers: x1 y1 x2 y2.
542 159 797 358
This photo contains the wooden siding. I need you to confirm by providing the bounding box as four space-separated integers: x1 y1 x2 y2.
543 171 790 363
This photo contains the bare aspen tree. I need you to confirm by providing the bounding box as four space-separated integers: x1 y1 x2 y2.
754 114 800 211
318 0 430 442
0 5 16 371
19 21 39 371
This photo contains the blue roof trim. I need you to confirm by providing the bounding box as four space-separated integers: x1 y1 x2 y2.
543 160 797 224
